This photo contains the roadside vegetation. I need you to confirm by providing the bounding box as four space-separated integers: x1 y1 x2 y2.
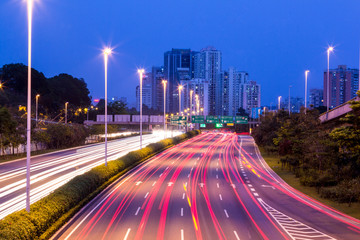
253 91 360 210
0 130 201 239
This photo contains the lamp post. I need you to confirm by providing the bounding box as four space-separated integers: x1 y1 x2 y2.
278 96 282 110
35 94 40 124
65 102 68 124
305 70 310 114
326 46 334 120
138 69 145 149
103 47 112 166
190 90 193 129
178 85 183 115
162 80 167 139
26 0 34 213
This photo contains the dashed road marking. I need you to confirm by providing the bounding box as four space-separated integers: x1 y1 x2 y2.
181 229 184 240
181 208 183 216
216 174 218 179
258 198 336 240
246 180 250 183
159 173 163 177
234 230 240 240
248 184 253 187
216 168 218 172
250 188 255 192
219 194 223 201
152 181 156 186
182 193 185 199
254 193 259 196
224 209 229 218
135 207 141 216
144 192 149 198
124 228 131 240
217 183 220 188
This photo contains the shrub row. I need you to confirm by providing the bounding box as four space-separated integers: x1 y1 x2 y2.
0 130 200 240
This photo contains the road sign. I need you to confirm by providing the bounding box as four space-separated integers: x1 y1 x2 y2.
227 123 234 126
215 123 223 128
170 116 187 125
235 116 248 124
191 115 205 123
206 116 219 123
220 116 233 123
200 124 206 128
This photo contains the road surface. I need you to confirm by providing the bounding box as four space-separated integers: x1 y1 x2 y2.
53 132 360 240
0 131 180 219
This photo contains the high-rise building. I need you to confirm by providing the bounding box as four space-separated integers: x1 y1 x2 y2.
136 72 152 111
164 49 198 113
221 67 249 116
151 66 165 111
284 97 304 113
309 88 323 108
243 81 261 116
194 46 222 115
323 65 359 108
180 78 209 116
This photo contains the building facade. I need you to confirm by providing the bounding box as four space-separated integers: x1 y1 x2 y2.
309 88 323 108
151 66 165 111
323 65 359 108
136 72 152 111
194 46 222 115
243 81 261 117
180 78 209 116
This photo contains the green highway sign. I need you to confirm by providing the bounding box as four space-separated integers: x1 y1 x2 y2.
235 116 248 124
170 116 187 125
191 115 205 123
200 124 206 128
206 116 219 123
215 123 223 128
220 116 233 123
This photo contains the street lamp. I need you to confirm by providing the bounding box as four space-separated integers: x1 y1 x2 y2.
326 46 334 120
162 80 167 138
138 69 145 149
35 94 40 124
278 96 282 110
305 70 310 114
26 0 34 213
103 47 112 166
178 85 183 115
65 102 69 124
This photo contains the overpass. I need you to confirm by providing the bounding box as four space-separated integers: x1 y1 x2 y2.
319 96 359 123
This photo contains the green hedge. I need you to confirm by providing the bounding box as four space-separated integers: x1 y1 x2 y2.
0 130 200 240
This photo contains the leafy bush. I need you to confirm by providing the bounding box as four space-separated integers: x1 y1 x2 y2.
320 179 360 206
0 130 200 240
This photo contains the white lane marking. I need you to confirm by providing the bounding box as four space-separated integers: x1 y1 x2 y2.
165 167 169 170
182 193 185 199
250 188 255 192
124 228 131 240
217 162 219 166
187 174 190 178
246 180 250 183
254 193 259 197
152 181 156 186
216 174 218 179
185 182 187 187
144 192 149 198
159 173 163 177
217 183 220 188
216 168 218 171
258 199 336 240
181 208 183 216
243 174 247 176
224 209 229 218
219 194 223 201
181 229 184 240
234 230 240 240
245 177 248 180
248 184 253 187
135 207 141 216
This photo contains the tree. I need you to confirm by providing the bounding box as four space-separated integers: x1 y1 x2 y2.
0 106 17 154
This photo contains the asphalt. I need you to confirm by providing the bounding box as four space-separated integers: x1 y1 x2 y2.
52 132 360 240
0 132 179 219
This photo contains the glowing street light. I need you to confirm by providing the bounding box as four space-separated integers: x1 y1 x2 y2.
138 69 145 148
162 80 167 139
65 102 69 124
26 0 34 213
326 46 334 119
103 47 112 166
305 70 310 114
35 94 40 124
0 82 3 89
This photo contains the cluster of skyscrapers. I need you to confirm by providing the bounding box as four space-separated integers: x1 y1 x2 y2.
136 46 261 117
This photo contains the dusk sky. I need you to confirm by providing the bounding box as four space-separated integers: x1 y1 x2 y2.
1 0 359 107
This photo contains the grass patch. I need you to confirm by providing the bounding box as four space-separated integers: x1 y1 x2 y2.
260 148 360 220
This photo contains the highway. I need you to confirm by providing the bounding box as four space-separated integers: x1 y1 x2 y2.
0 131 181 220
53 132 360 240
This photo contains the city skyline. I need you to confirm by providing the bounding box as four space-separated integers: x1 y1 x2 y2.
0 0 359 106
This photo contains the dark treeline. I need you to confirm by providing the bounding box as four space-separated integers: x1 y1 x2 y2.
253 91 360 206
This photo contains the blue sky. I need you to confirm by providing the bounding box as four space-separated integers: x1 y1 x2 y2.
1 0 359 106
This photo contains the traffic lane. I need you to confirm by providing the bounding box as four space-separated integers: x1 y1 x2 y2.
239 136 360 239
0 136 163 219
53 133 209 239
